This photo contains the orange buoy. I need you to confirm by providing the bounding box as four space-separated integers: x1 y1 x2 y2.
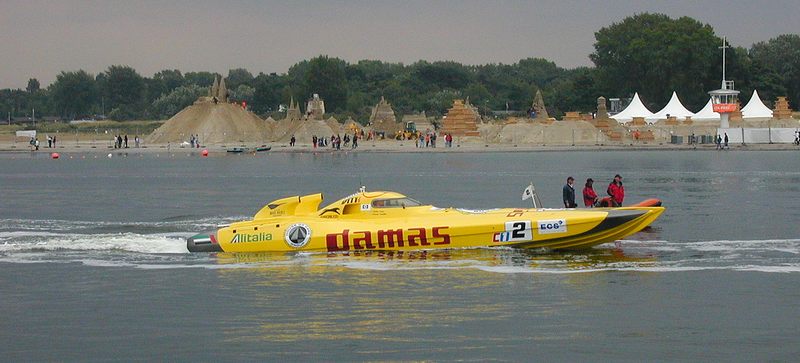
51 152 60 159
201 149 209 157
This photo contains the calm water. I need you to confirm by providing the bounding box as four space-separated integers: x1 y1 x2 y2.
1 150 799 361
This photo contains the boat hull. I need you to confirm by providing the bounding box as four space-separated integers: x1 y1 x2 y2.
188 205 664 253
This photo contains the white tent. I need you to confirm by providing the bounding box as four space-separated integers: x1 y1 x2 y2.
692 98 721 121
651 91 695 120
741 90 773 119
610 92 655 123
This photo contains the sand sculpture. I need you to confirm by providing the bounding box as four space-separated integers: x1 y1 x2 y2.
440 99 480 136
147 76 271 144
306 94 326 120
596 96 609 120
285 97 302 121
269 94 342 143
773 97 792 120
369 96 400 134
532 90 549 120
402 112 434 133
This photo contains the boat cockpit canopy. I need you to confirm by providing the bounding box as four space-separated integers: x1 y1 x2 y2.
371 197 423 208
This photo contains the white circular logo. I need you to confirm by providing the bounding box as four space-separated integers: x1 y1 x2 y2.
284 223 311 248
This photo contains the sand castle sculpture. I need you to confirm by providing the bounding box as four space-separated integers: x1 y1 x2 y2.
269 94 341 143
285 96 302 121
403 112 434 133
773 97 792 120
440 99 481 136
204 75 228 103
532 90 549 120
148 76 271 144
369 96 400 134
306 94 326 120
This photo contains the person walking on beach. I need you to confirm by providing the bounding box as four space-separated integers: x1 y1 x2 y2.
583 178 598 207
290 135 296 147
723 133 729 149
124 135 128 148
607 174 625 207
352 132 358 149
563 176 577 208
47 135 52 148
52 135 56 148
715 134 721 150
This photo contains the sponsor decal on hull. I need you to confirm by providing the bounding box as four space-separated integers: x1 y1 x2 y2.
538 219 567 234
230 233 272 243
326 226 451 252
493 220 532 242
285 223 312 248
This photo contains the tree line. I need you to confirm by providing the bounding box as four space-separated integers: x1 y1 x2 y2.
1 13 797 124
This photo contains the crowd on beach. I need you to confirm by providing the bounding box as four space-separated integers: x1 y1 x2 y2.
562 174 626 208
307 131 361 150
112 134 141 149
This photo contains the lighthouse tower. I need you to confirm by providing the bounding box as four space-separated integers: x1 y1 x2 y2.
708 37 740 129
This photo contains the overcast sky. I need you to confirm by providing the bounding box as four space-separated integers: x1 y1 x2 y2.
1 0 798 88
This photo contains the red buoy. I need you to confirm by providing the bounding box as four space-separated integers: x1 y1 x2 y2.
201 149 209 157
51 153 60 159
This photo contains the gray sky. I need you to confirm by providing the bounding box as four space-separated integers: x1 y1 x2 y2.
1 0 798 88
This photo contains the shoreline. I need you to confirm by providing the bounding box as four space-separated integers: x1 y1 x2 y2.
2 140 799 154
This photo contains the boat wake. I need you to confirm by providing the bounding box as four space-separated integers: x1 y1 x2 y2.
1 218 799 273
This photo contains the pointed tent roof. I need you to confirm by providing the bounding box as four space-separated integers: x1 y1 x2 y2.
692 98 721 120
741 90 773 118
610 92 655 123
652 91 695 120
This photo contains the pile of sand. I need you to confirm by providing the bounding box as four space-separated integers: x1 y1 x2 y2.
148 102 272 144
271 118 340 143
483 120 605 145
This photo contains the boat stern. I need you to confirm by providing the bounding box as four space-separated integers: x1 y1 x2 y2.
187 231 223 252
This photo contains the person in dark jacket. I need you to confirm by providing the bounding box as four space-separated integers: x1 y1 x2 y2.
607 174 625 207
563 176 577 208
583 178 598 207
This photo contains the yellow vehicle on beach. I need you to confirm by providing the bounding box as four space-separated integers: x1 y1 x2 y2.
187 189 664 253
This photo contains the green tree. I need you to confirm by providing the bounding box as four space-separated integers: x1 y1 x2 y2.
184 71 218 88
229 84 255 106
590 13 721 110
147 69 185 102
750 34 800 108
150 84 206 119
48 70 97 119
252 72 287 114
101 65 146 120
302 55 348 113
26 78 40 93
226 68 254 89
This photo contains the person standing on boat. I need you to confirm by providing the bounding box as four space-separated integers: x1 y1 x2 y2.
607 174 625 207
563 176 577 208
583 178 598 207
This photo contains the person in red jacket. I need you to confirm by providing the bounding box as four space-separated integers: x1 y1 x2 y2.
607 174 625 207
583 178 598 207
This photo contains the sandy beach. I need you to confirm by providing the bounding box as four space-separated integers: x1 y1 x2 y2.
2 138 798 155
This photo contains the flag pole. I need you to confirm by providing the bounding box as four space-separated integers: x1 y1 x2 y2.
529 181 537 209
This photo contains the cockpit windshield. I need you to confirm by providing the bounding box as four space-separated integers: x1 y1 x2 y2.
371 198 423 208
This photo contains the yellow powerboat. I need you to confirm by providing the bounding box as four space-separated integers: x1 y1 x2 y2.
187 190 664 253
